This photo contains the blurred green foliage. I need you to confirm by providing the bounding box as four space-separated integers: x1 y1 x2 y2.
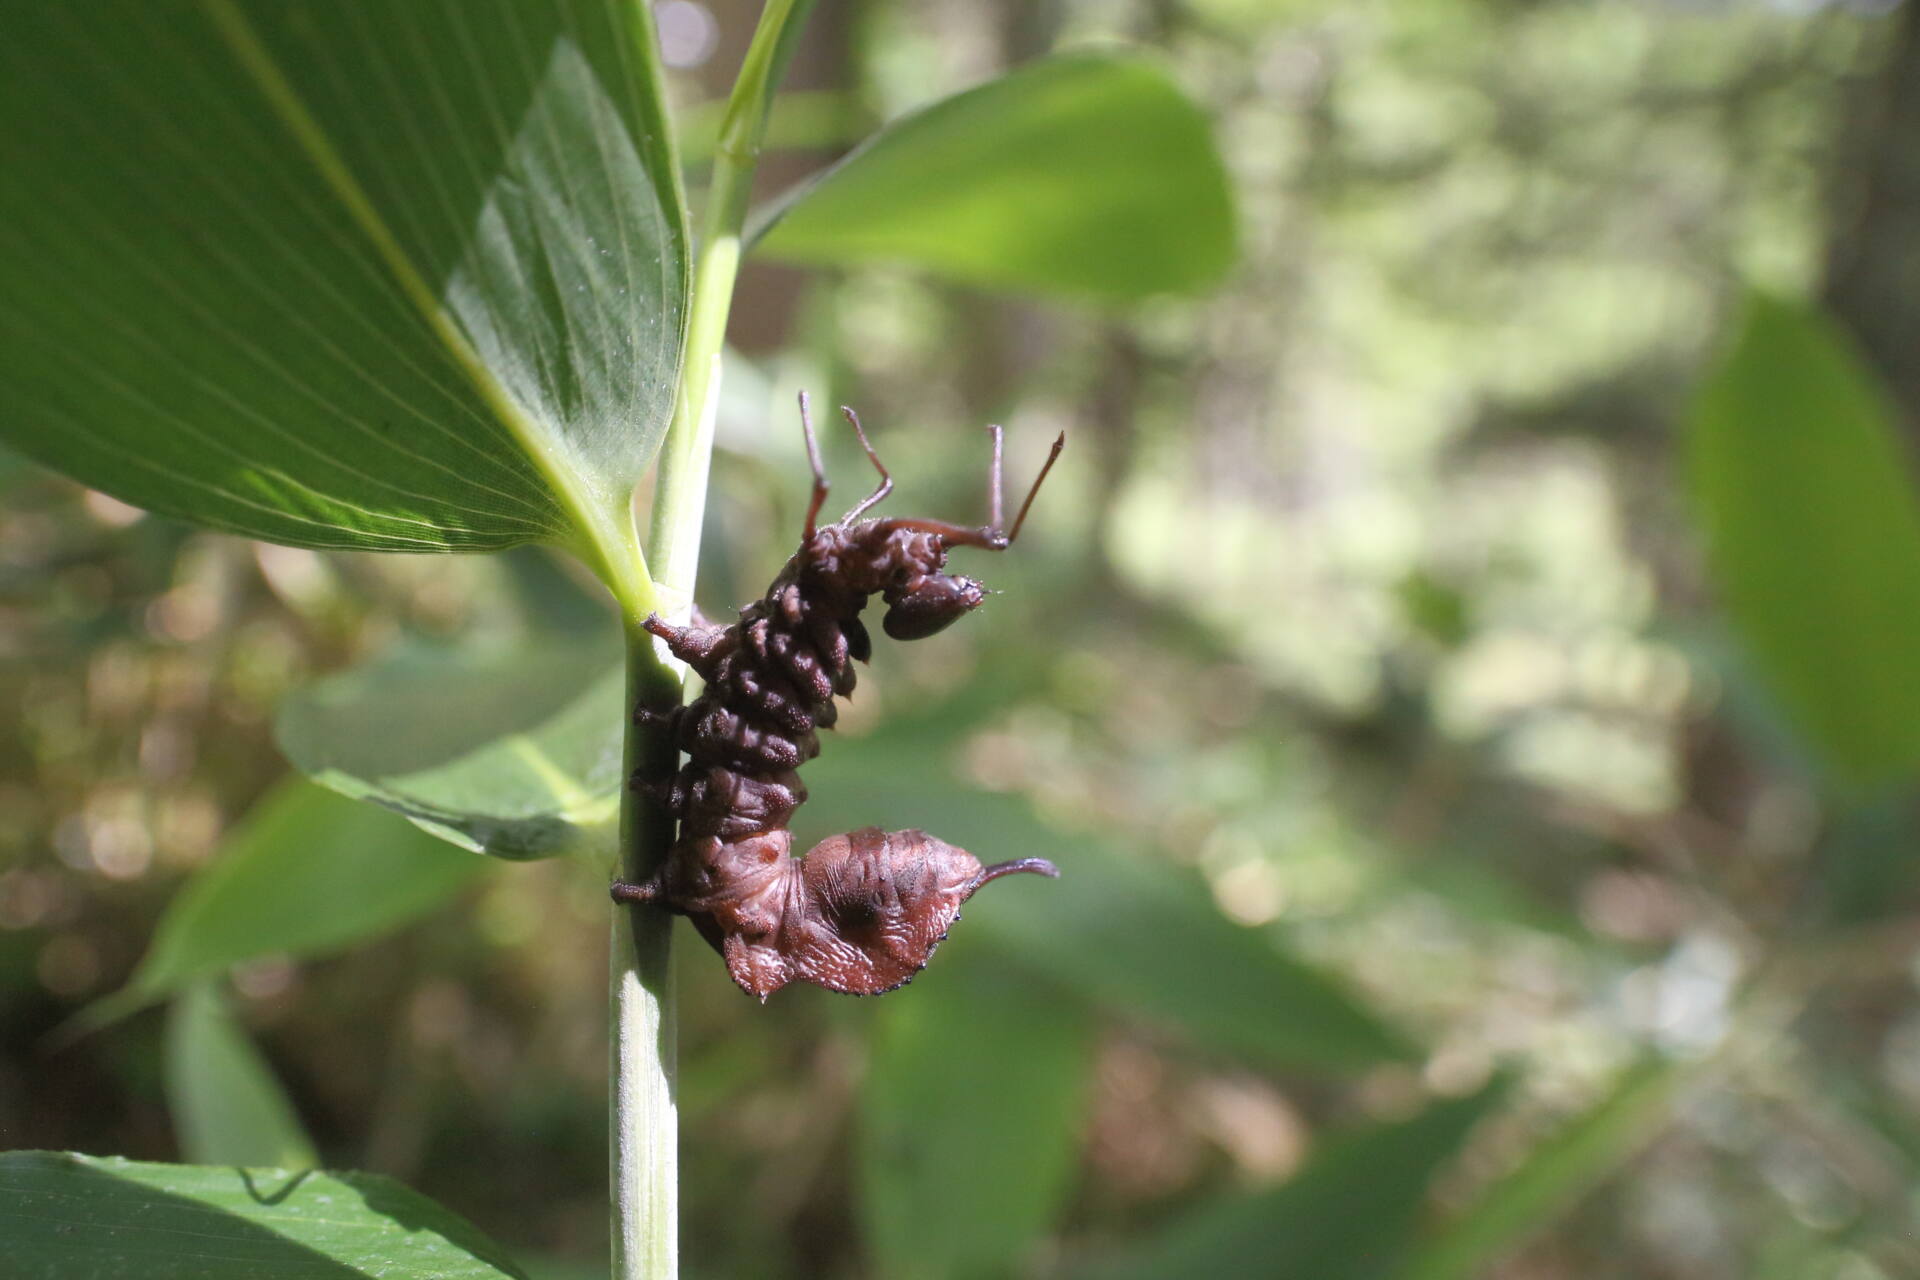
6 0 1920 1278
163 981 318 1170
753 53 1237 298
860 956 1092 1280
1082 1079 1508 1280
1688 293 1920 787
81 779 490 1031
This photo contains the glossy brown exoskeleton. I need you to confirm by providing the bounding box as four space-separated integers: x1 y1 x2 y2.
612 393 1064 999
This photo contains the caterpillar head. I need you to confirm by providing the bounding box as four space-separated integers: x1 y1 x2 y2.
717 826 1057 999
880 572 987 640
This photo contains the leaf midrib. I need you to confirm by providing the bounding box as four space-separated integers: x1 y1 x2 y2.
197 0 648 604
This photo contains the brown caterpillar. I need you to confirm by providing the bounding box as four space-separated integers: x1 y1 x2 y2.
611 393 1064 1000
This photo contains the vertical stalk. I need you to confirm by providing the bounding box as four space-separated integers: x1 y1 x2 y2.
645 0 814 598
609 615 681 1280
610 4 816 1278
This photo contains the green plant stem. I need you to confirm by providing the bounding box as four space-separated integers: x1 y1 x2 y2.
610 4 815 1278
646 0 814 604
676 89 875 166
610 611 681 1280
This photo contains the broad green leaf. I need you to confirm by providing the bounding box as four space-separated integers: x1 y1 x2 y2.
860 953 1092 1280
1688 292 1920 785
1401 1058 1681 1280
107 779 486 1019
753 53 1236 301
0 1 687 559
803 744 1415 1072
0 1151 526 1279
1081 1081 1506 1280
276 633 625 859
165 982 319 1171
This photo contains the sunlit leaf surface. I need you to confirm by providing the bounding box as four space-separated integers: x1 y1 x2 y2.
0 0 686 554
753 53 1236 301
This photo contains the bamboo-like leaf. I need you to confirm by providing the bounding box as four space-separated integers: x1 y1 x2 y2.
1688 291 1920 785
276 547 624 861
87 779 488 1029
752 53 1236 301
277 634 626 859
0 1152 527 1279
0 1 687 565
860 952 1092 1280
165 982 320 1171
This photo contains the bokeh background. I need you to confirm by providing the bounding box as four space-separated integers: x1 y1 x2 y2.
6 1 1920 1276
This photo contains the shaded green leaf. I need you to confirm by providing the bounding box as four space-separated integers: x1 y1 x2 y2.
495 545 622 638
0 1 686 557
165 982 319 1171
276 633 625 860
0 1151 526 1279
860 952 1092 1280
115 779 486 1015
803 745 1415 1072
1688 291 1920 785
1809 795 1920 925
753 53 1236 301
1082 1081 1506 1280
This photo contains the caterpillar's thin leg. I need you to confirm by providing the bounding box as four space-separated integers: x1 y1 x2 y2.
886 432 1064 551
838 405 893 524
611 877 662 905
1005 431 1065 544
800 391 831 539
626 769 680 805
643 613 726 674
882 517 1014 552
985 424 1005 535
631 702 684 732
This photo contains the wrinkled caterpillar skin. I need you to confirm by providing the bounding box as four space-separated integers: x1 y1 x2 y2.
613 395 1064 1000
